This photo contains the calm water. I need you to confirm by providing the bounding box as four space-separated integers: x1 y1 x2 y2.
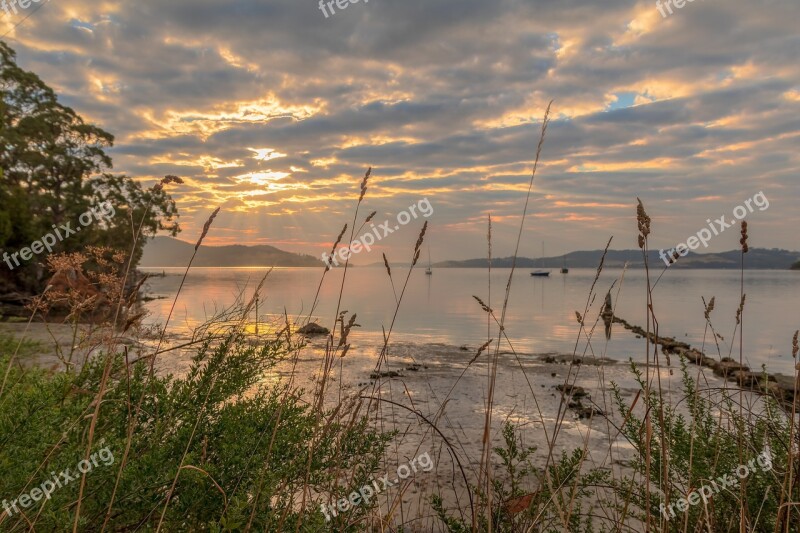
140 267 800 374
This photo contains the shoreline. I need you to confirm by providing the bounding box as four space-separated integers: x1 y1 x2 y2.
613 316 799 409
0 320 776 528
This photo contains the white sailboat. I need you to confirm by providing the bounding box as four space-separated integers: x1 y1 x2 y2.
425 246 433 275
531 241 550 277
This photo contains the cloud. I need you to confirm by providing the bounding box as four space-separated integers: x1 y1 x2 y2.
1 0 797 260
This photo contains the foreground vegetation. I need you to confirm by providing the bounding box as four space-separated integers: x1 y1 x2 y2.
0 40 798 532
0 330 388 531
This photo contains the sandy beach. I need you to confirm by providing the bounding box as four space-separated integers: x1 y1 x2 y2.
2 320 746 531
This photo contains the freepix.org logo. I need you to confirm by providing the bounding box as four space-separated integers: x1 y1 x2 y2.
1 0 48 19
2 200 116 271
321 198 433 268
2 441 114 518
660 449 773 520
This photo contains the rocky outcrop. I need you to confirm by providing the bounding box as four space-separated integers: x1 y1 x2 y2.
555 384 604 419
614 316 799 409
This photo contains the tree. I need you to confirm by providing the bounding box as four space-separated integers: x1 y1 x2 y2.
0 41 179 296
0 42 113 227
85 173 180 269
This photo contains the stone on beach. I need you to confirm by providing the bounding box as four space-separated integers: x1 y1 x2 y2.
297 322 330 335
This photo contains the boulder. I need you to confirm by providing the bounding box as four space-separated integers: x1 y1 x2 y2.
576 405 604 419
713 359 749 378
771 374 799 404
297 322 330 336
556 384 587 399
681 349 704 364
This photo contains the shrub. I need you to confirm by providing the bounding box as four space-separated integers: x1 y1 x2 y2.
0 332 389 531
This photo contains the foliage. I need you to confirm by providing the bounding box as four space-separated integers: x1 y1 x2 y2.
608 358 792 532
433 422 606 532
0 41 179 294
0 332 389 531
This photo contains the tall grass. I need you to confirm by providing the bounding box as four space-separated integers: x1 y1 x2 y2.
0 110 798 532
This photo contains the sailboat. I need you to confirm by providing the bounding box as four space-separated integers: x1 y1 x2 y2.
561 254 569 274
425 246 433 275
531 241 550 277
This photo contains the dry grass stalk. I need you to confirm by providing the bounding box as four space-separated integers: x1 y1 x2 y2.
104 205 221 530
481 101 551 532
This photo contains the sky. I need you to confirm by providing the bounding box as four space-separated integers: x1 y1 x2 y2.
1 0 798 263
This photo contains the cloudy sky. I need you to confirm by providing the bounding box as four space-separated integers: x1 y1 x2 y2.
2 0 798 262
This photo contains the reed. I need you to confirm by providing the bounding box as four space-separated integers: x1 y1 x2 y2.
2 109 799 533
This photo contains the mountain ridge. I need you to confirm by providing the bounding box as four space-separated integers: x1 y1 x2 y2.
141 237 321 267
142 239 799 269
431 248 800 269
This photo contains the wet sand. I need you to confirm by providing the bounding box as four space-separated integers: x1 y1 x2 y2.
0 322 750 531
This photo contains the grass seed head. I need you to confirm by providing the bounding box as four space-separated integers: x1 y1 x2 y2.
326 224 348 270
358 167 371 203
703 296 716 320
636 198 651 249
473 295 493 314
195 207 220 251
735 293 746 325
469 339 494 365
414 221 428 253
740 220 749 253
382 253 392 277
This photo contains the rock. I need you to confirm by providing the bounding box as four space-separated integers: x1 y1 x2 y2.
665 345 685 355
732 371 775 388
761 381 789 402
681 349 705 364
714 359 749 378
556 384 587 399
700 356 719 369
369 370 402 379
297 322 330 336
772 374 799 404
575 405 604 419
459 345 469 351
732 370 758 388
615 315 799 408
661 337 691 351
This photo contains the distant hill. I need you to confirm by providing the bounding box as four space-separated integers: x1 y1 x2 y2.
434 248 800 270
142 239 799 270
141 237 321 267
